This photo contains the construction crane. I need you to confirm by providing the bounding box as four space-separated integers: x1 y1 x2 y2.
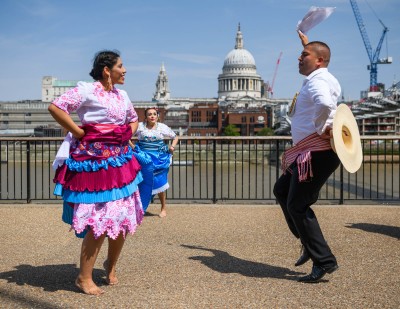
266 51 282 98
350 0 392 92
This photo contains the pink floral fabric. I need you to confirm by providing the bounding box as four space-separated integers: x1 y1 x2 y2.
72 191 144 240
72 141 129 159
126 103 138 123
53 82 143 239
92 82 126 122
52 81 138 125
53 87 83 114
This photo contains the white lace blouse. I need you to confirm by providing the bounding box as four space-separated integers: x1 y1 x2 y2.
52 81 138 125
135 122 176 142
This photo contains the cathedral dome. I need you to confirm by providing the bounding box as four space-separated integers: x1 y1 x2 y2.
221 24 257 72
223 48 256 69
218 24 262 99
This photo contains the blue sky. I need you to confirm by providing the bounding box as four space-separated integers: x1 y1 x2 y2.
0 0 399 102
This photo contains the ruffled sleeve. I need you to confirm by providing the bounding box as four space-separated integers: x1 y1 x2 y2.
159 123 176 139
121 91 138 124
134 122 145 140
52 81 87 114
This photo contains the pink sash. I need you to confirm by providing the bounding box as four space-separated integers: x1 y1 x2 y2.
281 133 332 182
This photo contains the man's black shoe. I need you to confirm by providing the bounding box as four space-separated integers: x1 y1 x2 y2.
295 245 310 267
298 264 339 283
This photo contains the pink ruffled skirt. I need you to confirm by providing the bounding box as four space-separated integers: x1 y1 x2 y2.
53 124 144 239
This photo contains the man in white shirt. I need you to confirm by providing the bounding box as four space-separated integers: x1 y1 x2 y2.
273 31 340 283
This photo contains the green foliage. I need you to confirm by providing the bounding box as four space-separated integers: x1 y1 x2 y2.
223 124 240 136
257 127 274 136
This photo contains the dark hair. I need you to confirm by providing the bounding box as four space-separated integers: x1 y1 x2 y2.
89 50 120 81
305 41 331 65
145 107 160 117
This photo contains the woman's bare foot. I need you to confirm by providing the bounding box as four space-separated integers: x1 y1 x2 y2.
103 260 119 286
158 210 167 218
75 278 104 295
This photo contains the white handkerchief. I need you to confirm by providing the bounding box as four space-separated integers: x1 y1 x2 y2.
297 6 335 34
52 132 75 170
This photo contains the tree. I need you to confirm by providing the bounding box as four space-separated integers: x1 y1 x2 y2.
257 127 274 136
223 124 240 136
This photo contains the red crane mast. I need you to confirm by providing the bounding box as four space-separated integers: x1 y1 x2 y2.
268 51 283 98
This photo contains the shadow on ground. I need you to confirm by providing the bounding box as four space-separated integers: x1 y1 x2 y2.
0 286 62 309
0 264 105 292
181 244 304 281
144 212 159 217
346 223 400 239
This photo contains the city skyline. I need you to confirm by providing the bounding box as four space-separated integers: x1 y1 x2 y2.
0 0 399 102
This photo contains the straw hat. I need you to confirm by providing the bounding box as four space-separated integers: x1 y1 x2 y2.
331 104 363 173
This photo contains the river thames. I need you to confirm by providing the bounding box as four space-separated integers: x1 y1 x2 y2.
1 160 399 203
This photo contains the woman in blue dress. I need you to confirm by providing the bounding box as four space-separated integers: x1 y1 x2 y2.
134 107 178 217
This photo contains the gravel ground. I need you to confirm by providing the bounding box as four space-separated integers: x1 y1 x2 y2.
0 203 399 309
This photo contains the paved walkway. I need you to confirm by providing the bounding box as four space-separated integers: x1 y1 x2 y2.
0 203 399 308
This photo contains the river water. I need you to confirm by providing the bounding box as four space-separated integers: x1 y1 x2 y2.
1 160 399 203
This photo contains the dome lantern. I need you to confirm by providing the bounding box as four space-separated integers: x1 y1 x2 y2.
235 23 243 49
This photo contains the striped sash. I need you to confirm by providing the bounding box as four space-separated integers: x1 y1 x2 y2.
281 132 332 182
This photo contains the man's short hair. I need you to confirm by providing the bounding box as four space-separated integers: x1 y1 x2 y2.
306 41 331 65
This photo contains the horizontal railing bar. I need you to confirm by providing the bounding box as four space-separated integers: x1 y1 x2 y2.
0 136 399 203
1 135 399 142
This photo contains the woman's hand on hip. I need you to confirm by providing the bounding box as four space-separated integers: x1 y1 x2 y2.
73 128 85 139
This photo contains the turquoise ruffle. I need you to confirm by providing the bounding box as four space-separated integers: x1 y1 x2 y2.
65 147 134 172
62 201 87 238
54 171 143 204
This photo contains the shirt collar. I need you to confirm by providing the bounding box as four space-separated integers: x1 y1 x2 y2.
305 67 328 81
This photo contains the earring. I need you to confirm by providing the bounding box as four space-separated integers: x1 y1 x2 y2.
107 75 112 90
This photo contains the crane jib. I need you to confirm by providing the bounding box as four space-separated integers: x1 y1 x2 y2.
349 0 392 91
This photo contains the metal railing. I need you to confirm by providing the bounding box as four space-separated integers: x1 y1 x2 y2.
0 136 399 204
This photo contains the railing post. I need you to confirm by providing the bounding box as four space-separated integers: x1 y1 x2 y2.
275 139 280 181
212 139 217 204
26 141 31 203
0 135 396 203
339 163 344 205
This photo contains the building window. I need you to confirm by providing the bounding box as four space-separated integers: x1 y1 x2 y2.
192 111 201 122
206 110 215 122
249 116 255 123
241 116 246 123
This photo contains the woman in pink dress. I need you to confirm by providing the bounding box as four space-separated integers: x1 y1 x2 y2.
48 50 143 295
